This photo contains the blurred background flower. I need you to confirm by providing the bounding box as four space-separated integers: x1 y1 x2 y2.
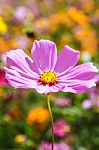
26 107 50 125
39 142 71 150
55 97 72 107
0 69 9 86
53 119 71 138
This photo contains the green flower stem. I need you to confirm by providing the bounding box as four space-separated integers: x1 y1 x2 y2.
47 94 54 150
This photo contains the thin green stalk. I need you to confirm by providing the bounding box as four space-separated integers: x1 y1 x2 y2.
47 94 54 150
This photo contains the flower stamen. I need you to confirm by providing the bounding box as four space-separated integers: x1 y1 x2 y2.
40 71 58 85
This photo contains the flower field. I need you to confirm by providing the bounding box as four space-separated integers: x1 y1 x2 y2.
0 0 99 150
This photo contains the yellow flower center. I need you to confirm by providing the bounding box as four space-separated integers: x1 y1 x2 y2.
40 71 58 85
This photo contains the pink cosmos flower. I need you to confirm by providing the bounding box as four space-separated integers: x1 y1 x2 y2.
82 75 99 109
39 142 71 150
14 6 27 21
82 99 92 109
55 97 71 107
53 119 71 137
0 69 9 86
4 39 98 94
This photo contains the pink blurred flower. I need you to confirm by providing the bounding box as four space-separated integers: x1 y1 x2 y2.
92 16 99 25
39 142 71 150
56 97 71 107
0 69 9 86
4 39 98 94
82 75 99 108
53 119 71 138
14 6 27 21
15 36 28 49
82 99 92 109
96 99 99 107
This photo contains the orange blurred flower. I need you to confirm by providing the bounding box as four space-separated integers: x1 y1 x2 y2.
49 11 71 32
67 7 89 26
26 107 50 125
75 26 98 55
0 38 16 55
79 0 94 12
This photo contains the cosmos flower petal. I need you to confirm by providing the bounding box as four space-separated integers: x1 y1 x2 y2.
31 39 57 71
59 62 98 80
61 85 76 93
4 67 37 89
35 84 50 94
49 84 65 93
35 83 64 94
59 79 96 94
57 62 98 94
54 45 80 73
6 49 40 77
57 81 76 93
71 84 94 94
